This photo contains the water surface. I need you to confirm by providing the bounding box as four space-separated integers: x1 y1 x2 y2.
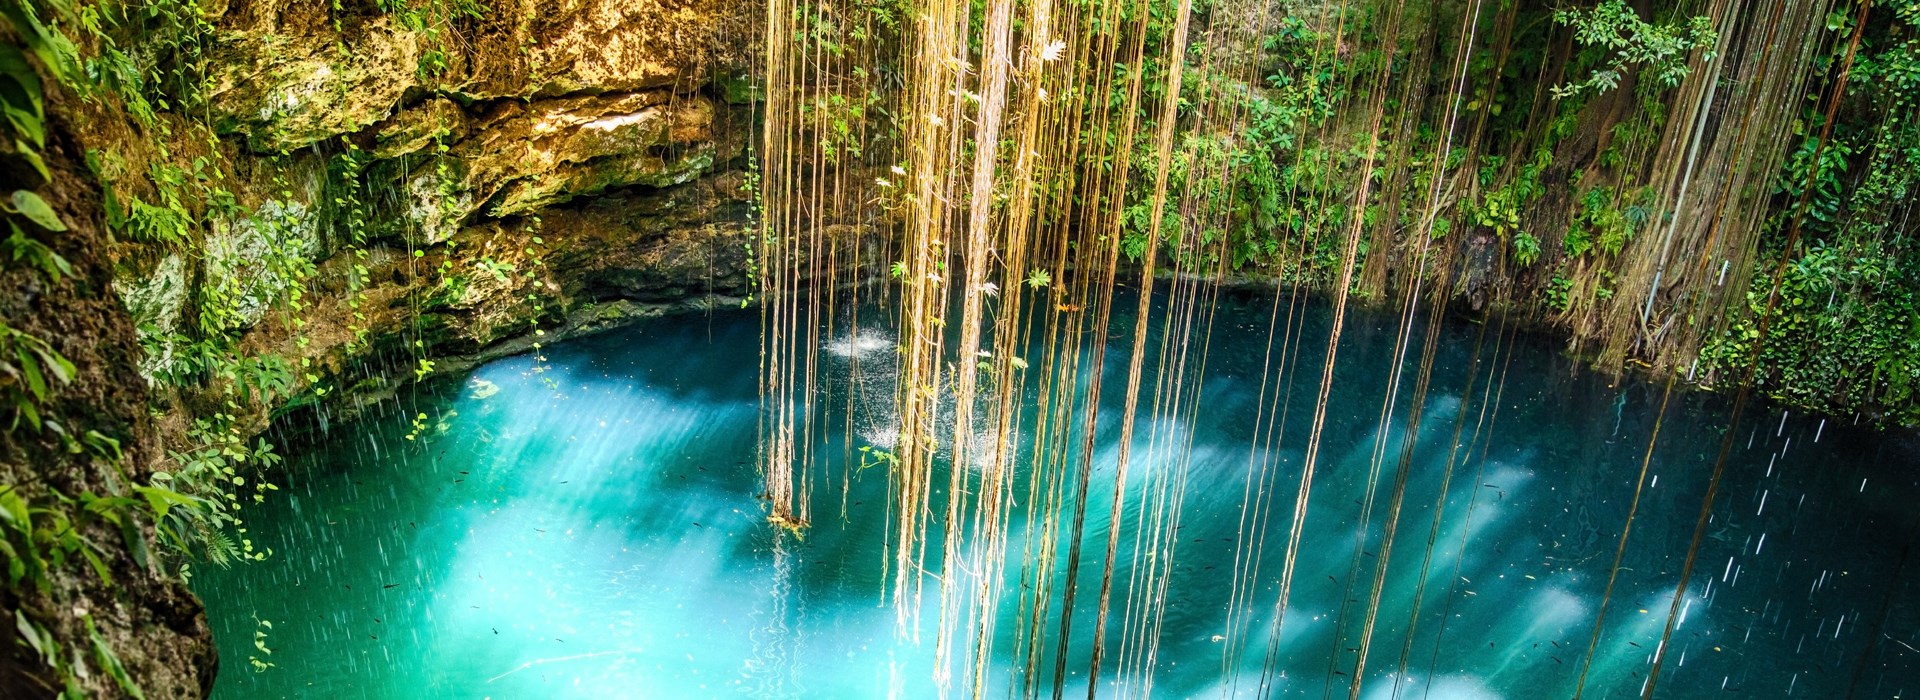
198 292 1920 698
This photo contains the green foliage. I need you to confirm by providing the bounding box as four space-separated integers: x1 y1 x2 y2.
475 256 515 282
0 0 339 686
154 414 282 571
0 3 87 324
327 144 379 350
249 617 276 672
0 2 67 185
803 89 884 164
1544 272 1575 312
1567 186 1652 257
120 196 190 243
1024 267 1050 289
9 189 60 230
1772 134 1851 236
857 443 901 471
99 154 242 248
367 0 486 79
2 189 71 278
1552 0 1718 98
1471 188 1523 239
1895 0 1920 27
1706 244 1920 426
84 612 145 699
12 0 224 130
196 203 316 341
1113 13 1345 275
14 609 88 698
2 425 247 693
1511 231 1541 267
781 0 902 164
1463 149 1553 268
0 321 73 431
1704 5 1920 425
0 484 106 594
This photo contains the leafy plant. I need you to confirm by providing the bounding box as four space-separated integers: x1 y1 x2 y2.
1567 186 1648 257
475 256 515 282
369 0 486 79
1772 135 1852 236
1 190 70 279
0 321 73 431
1511 232 1541 267
0 484 108 594
1024 268 1050 289
249 617 276 672
1545 272 1575 312
1552 1 1718 98
154 415 282 571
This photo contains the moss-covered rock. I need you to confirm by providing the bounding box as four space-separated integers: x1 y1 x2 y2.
13 0 765 694
115 253 188 376
371 97 469 159
203 198 320 328
202 0 754 153
205 16 423 153
389 91 728 243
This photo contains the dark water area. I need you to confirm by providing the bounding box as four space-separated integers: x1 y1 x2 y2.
196 290 1920 698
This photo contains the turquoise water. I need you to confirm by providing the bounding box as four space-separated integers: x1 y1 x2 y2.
197 292 1920 698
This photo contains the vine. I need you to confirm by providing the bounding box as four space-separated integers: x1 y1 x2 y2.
1550 0 1717 99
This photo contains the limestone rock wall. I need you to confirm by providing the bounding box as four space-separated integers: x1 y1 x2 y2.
6 0 770 695
112 0 767 429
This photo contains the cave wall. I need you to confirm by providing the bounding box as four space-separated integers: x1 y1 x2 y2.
3 0 1914 695
0 32 215 698
138 0 763 396
4 0 771 694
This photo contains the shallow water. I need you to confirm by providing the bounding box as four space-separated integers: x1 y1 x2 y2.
197 292 1920 698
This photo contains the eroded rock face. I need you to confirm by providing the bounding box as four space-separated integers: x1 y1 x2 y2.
192 0 754 246
462 0 752 98
68 1 764 697
206 199 322 326
205 0 753 152
370 97 468 159
266 165 763 430
1 81 218 699
398 91 728 243
108 0 762 374
203 10 424 152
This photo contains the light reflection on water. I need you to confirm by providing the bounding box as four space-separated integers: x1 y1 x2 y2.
198 295 1920 698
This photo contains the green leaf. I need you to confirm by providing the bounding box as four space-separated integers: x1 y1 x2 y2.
46 351 72 385
118 516 152 572
0 486 27 530
2 101 43 148
0 3 74 85
14 395 39 431
14 141 47 182
15 610 48 659
0 44 44 147
17 347 45 401
9 190 64 232
80 545 111 586
86 614 147 699
133 484 201 521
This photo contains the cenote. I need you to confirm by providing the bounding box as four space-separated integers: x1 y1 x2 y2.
15 0 1920 696
196 292 1920 698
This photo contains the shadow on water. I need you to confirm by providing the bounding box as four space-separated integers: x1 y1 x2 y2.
196 290 1920 698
